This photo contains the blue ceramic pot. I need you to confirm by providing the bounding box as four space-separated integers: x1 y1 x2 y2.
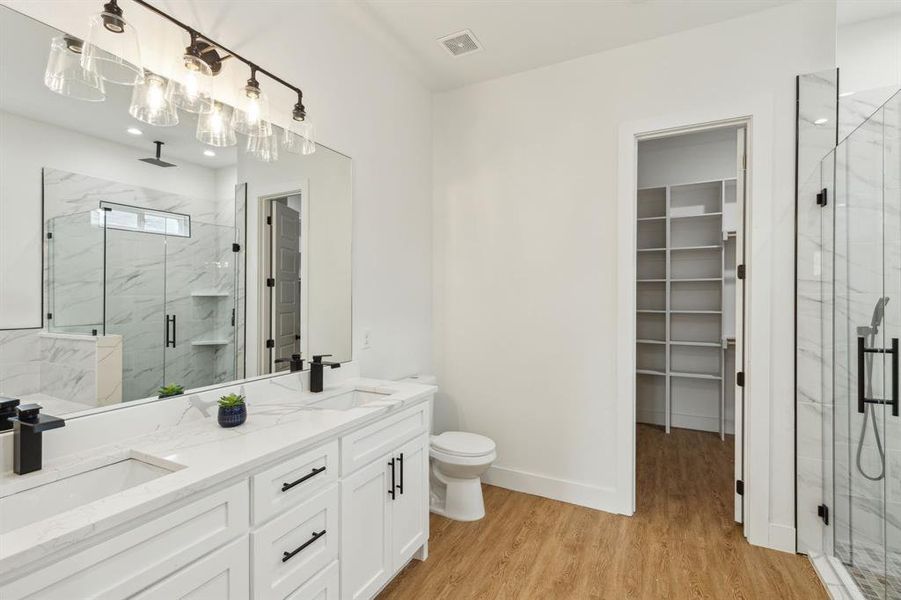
218 404 247 428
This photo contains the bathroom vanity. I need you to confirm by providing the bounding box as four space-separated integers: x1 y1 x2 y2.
0 373 434 600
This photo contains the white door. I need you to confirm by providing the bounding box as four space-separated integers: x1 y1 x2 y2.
734 127 747 527
390 435 428 570
340 456 392 600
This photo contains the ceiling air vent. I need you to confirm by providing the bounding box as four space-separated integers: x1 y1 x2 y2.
438 30 482 57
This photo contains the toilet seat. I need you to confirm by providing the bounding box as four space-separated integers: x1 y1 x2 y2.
431 431 496 457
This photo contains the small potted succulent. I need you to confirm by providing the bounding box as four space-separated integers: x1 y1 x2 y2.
217 393 247 428
158 383 184 398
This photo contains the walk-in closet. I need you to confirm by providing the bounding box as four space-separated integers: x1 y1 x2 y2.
635 127 745 439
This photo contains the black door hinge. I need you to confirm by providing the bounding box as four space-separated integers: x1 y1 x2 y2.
46 312 52 320
46 232 52 239
736 480 744 496
737 264 746 280
266 278 275 287
818 504 830 525
266 339 275 349
816 188 828 207
737 371 745 387
232 242 240 252
267 216 272 225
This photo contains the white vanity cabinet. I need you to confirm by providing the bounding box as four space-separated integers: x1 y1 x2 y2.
0 397 431 600
340 405 430 600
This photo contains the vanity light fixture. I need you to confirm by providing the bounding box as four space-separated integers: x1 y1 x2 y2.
165 32 216 114
129 71 179 126
246 129 279 163
196 101 237 147
283 91 316 155
81 0 144 86
231 67 272 138
126 126 143 135
44 35 106 102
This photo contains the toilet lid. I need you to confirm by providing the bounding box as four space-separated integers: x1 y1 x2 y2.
431 431 496 457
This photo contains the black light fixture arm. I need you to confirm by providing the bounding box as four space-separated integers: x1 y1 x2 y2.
129 0 304 97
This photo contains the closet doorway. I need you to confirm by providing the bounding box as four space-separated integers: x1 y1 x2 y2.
633 124 748 528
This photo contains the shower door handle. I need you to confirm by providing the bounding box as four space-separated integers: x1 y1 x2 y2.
857 336 899 416
166 315 177 348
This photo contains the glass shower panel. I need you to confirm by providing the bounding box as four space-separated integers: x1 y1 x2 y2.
163 222 237 393
47 210 104 334
104 225 167 402
833 104 889 599
882 90 901 600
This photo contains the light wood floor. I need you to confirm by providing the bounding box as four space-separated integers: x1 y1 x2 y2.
379 424 826 599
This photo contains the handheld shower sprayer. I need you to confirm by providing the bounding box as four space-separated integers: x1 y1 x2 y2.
857 297 890 481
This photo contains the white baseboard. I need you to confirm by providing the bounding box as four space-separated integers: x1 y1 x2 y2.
482 465 623 514
768 523 797 553
637 408 735 435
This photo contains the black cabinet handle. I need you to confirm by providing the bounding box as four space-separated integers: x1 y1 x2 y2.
397 452 404 495
172 314 176 348
388 458 396 499
281 466 326 492
858 336 899 416
282 530 326 563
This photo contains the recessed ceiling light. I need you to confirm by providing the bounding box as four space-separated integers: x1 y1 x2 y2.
203 149 216 157
127 127 143 136
814 118 829 125
839 91 855 98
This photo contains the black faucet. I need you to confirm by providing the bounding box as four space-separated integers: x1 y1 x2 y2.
9 404 66 475
0 396 20 432
309 354 340 393
275 353 305 373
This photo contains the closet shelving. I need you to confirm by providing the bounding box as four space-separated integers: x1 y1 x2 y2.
636 178 737 438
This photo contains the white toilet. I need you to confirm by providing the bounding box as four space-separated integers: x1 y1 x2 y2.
429 431 496 521
401 374 497 521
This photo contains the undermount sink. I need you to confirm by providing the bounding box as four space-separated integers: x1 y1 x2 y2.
0 456 180 535
305 389 394 411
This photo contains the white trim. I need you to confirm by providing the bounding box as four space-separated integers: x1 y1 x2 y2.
617 95 777 548
482 465 621 513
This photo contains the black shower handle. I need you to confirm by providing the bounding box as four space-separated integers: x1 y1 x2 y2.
857 336 898 417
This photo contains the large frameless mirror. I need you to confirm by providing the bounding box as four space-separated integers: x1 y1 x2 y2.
0 5 352 420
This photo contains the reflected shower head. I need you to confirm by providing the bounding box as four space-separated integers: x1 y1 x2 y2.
139 141 176 168
871 297 890 331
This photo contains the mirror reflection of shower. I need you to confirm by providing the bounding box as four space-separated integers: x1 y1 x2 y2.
856 296 890 482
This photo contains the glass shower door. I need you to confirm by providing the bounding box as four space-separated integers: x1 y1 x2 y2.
832 100 893 599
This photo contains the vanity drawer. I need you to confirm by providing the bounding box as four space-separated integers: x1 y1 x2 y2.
252 440 339 524
341 403 427 475
284 560 339 600
251 484 339 600
1 480 249 600
132 536 249 599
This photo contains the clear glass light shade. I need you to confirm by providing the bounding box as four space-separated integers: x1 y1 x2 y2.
246 132 279 162
81 11 143 86
165 54 213 114
283 119 316 155
231 86 272 137
44 36 105 101
197 102 236 147
129 72 178 126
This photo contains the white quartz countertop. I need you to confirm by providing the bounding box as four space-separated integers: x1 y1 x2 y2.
0 377 435 574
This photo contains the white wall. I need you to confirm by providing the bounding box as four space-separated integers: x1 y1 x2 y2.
433 1 835 551
2 1 433 379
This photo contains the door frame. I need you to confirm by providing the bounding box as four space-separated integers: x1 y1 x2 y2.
255 181 310 375
616 96 781 550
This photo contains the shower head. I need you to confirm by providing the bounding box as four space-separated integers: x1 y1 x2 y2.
871 297 890 331
139 141 176 168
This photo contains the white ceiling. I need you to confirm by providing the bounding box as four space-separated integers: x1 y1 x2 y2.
837 0 901 26
361 0 794 91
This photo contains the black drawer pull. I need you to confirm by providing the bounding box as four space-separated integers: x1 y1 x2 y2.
388 458 396 499
281 466 326 492
282 530 326 563
397 452 404 495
